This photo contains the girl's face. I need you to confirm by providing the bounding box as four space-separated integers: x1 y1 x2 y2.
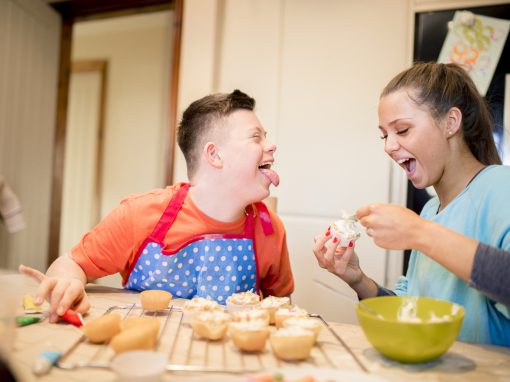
378 89 449 189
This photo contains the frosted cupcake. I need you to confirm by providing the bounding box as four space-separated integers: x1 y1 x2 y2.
274 306 308 328
190 311 231 340
270 326 315 361
282 317 322 342
329 211 361 247
231 308 270 326
182 297 224 323
228 320 269 352
225 290 261 314
259 296 290 325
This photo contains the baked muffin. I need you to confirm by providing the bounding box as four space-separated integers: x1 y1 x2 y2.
231 308 270 326
119 316 160 338
182 297 224 323
270 326 315 361
259 296 290 325
225 290 260 314
109 324 158 354
140 290 172 312
190 311 231 340
228 320 269 352
274 306 308 328
82 314 121 343
282 317 322 342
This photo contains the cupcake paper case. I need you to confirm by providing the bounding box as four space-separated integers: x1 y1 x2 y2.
329 211 361 247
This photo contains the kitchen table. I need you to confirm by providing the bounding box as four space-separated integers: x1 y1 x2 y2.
1 272 510 382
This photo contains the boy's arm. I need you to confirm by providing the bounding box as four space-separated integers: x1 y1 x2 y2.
19 255 90 323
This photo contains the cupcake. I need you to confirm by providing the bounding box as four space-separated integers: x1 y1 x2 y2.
140 290 172 312
182 297 224 323
228 320 269 352
225 290 261 314
190 311 231 340
329 212 361 247
231 308 270 326
270 326 315 361
282 317 322 342
274 306 308 328
259 296 290 324
119 316 160 338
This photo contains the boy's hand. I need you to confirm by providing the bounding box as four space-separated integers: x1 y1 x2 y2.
312 230 362 287
18 264 90 323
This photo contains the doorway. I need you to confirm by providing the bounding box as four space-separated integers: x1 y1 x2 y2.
59 60 107 257
48 0 182 269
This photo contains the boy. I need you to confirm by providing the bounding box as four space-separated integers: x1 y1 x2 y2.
20 90 294 323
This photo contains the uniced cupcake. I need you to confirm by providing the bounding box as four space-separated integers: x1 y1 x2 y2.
270 326 315 361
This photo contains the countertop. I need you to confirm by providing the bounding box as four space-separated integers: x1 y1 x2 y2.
1 273 510 382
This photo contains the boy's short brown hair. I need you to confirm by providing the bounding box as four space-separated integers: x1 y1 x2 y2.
178 89 255 178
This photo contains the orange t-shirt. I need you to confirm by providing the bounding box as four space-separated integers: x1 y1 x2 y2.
71 184 294 297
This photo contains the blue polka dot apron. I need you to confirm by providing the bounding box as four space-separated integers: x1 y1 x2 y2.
124 183 274 304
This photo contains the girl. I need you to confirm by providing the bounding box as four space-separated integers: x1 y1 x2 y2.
313 62 510 346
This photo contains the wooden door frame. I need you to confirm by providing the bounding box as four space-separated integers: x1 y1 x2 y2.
47 0 183 267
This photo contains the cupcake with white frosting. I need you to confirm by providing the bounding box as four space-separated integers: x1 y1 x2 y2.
329 211 361 247
231 308 270 326
274 306 308 328
182 297 224 323
225 290 261 314
228 320 269 352
260 296 290 325
190 311 231 340
282 317 322 342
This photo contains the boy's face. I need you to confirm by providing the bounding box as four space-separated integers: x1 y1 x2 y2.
216 109 279 203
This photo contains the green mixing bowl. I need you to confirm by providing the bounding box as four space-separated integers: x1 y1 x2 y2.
356 296 465 363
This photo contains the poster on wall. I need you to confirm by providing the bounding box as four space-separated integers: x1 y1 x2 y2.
437 11 510 96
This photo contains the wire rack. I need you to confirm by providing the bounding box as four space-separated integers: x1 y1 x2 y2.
57 303 368 374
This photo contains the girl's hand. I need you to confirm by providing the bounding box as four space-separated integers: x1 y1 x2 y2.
18 264 90 323
356 204 424 250
312 228 362 287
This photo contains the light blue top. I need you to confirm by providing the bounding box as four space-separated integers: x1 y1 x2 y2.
395 165 510 346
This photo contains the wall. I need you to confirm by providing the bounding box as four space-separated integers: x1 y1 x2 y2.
0 0 60 271
72 11 173 219
176 0 412 323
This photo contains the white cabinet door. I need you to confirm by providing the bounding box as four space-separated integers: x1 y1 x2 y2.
276 0 409 323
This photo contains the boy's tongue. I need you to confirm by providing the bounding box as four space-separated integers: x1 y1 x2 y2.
260 168 280 187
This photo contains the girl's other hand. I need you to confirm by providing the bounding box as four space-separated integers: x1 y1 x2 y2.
312 228 362 287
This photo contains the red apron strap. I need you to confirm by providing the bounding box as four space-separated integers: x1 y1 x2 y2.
151 183 190 241
252 202 274 236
